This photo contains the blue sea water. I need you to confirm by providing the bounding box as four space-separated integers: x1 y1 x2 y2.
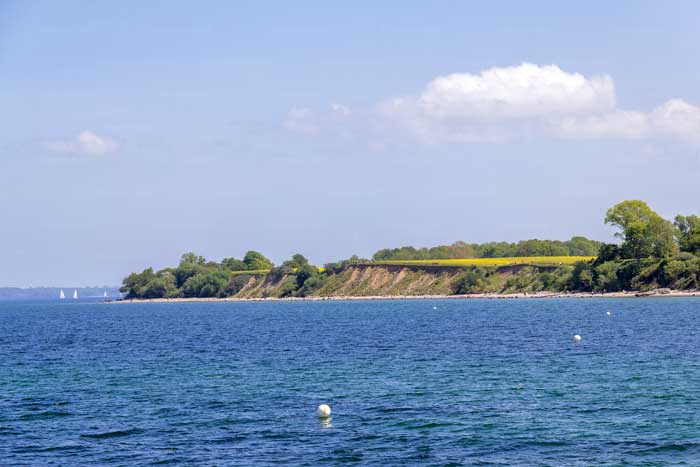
2 298 700 466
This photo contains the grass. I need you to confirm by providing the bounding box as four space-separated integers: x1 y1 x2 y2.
369 256 595 267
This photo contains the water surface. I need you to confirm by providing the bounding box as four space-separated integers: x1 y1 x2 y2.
2 298 700 465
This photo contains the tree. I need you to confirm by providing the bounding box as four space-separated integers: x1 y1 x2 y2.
282 253 309 269
175 262 204 288
604 200 677 259
454 267 487 294
295 264 317 289
222 257 247 271
594 261 621 292
180 252 206 266
182 270 229 297
567 236 603 256
568 262 594 291
243 251 273 270
675 214 700 254
595 243 621 264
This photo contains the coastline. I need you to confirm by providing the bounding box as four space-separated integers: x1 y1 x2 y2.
111 289 700 304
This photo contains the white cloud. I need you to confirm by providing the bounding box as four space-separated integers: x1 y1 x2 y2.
554 99 700 142
46 131 118 155
415 63 615 122
650 99 700 142
553 110 650 140
284 63 700 145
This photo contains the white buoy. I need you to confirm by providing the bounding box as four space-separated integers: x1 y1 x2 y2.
573 334 582 343
606 311 611 316
433 306 437 310
316 404 331 418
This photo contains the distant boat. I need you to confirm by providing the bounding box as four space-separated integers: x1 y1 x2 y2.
59 289 65 300
73 289 78 300
103 290 108 298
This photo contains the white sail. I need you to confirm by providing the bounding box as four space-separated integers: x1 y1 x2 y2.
73 289 78 300
103 290 108 298
59 289 65 299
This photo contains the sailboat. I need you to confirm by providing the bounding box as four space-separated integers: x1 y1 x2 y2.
59 289 65 300
103 290 108 298
72 289 78 300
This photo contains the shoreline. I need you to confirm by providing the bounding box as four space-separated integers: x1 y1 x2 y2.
111 289 700 304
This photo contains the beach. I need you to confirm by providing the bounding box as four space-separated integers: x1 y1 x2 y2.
112 289 700 304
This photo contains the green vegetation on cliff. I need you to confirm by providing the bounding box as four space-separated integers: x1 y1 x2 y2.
120 200 700 299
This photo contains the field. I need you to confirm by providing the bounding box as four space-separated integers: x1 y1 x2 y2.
369 256 595 267
228 258 593 277
230 269 270 276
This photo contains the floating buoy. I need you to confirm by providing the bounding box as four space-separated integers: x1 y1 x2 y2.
433 306 437 310
573 334 582 343
606 311 611 316
316 404 331 418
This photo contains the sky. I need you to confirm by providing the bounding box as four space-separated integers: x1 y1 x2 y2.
1 1 699 287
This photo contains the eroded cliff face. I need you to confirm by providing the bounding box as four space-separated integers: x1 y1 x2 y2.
312 266 468 296
234 273 295 298
232 266 467 298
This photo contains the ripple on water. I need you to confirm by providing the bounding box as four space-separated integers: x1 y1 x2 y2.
19 410 73 421
3 298 700 466
80 428 144 439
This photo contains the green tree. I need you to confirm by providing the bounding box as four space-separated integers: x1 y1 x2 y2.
566 236 603 256
120 268 156 298
282 253 309 269
568 262 594 291
175 262 204 288
454 267 487 294
594 261 620 292
295 263 318 289
180 252 207 265
604 200 678 259
243 251 273 270
221 257 247 271
182 270 229 297
675 214 700 254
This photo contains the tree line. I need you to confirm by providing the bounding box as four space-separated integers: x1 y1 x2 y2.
120 200 700 299
372 237 602 261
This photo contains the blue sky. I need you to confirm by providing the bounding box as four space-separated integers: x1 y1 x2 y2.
1 1 699 286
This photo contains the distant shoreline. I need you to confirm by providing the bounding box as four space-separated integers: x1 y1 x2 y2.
110 290 700 304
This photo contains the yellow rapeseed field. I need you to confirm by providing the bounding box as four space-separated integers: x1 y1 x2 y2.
371 256 595 267
229 258 592 276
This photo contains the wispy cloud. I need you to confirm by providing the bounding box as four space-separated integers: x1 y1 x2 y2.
284 63 700 145
46 131 119 155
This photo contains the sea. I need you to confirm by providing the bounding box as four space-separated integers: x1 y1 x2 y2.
1 298 700 466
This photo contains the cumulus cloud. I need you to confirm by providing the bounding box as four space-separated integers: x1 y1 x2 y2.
46 131 118 155
284 63 700 145
650 99 700 142
556 99 700 142
553 110 650 140
415 63 615 122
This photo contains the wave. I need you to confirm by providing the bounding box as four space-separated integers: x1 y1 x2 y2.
19 410 72 420
80 428 143 439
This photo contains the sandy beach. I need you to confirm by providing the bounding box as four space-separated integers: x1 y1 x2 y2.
111 289 700 304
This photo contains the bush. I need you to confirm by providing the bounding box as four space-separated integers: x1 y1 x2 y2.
594 261 621 292
182 270 229 297
454 267 487 294
224 274 252 296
